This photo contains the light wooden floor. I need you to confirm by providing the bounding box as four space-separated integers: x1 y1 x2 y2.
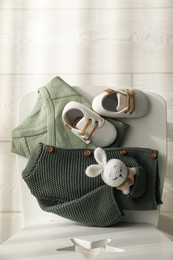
0 0 173 244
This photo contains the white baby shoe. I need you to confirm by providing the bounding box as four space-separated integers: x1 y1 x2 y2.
62 101 117 147
92 88 150 118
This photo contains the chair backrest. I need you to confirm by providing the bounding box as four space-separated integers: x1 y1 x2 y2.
17 88 167 227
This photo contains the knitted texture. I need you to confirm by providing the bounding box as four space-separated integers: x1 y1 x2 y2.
22 143 161 227
11 76 129 158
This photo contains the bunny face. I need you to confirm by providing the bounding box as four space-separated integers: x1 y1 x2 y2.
101 159 128 187
85 147 128 189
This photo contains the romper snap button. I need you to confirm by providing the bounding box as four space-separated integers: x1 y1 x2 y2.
150 151 157 159
119 149 127 155
84 149 92 156
46 145 54 153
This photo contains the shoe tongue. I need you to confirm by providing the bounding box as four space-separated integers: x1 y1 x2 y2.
75 117 85 130
116 92 126 111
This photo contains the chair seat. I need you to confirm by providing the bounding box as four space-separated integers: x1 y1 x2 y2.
1 222 173 259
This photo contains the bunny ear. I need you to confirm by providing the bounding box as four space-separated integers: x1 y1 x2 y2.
85 164 103 178
94 147 107 166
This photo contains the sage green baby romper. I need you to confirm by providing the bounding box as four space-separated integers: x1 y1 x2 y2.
11 76 129 158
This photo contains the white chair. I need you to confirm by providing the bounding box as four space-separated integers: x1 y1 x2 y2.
1 88 173 260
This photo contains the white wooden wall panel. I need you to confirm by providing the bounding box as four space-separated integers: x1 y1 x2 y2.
1 0 173 9
0 143 23 211
0 213 24 244
0 0 173 243
158 212 173 241
0 9 173 74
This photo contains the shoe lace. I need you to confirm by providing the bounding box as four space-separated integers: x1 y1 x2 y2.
123 89 135 114
80 119 98 142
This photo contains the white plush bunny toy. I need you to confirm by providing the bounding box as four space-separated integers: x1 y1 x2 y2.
86 147 136 195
